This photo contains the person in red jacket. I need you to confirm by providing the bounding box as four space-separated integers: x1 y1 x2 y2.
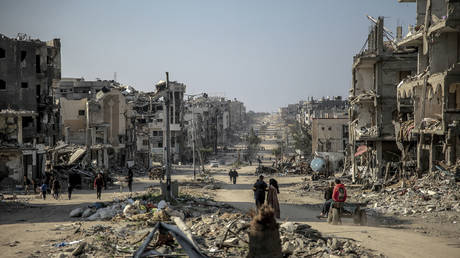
94 173 105 200
332 179 347 202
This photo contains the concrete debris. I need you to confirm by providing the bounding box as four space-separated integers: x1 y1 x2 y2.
354 170 460 218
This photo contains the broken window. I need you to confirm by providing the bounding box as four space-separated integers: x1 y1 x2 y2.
35 55 41 73
36 84 41 97
153 131 158 136
398 71 411 82
448 83 460 109
78 110 85 116
22 116 34 128
158 142 163 148
142 140 149 146
21 82 28 89
20 51 27 62
0 48 5 58
0 79 5 90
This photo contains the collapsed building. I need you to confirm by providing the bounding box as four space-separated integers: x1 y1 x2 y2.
396 0 460 173
348 17 417 182
0 33 61 184
132 81 186 166
53 78 135 170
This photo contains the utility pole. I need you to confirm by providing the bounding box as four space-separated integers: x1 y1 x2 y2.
192 104 196 180
164 72 172 201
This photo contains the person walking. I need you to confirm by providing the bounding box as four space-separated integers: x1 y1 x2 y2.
52 177 61 200
231 170 239 184
94 173 104 200
67 175 74 200
23 175 32 195
40 181 47 200
252 175 267 209
267 178 280 219
228 169 233 183
127 168 134 192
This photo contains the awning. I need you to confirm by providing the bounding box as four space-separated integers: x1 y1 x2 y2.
354 145 368 157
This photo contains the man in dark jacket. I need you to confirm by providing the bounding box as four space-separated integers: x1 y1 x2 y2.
94 173 104 200
253 175 268 209
320 181 335 217
127 168 134 192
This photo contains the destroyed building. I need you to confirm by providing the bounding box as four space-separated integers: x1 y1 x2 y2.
54 78 134 169
298 96 348 126
348 17 417 182
312 118 349 153
0 33 61 184
133 81 186 166
396 0 460 173
183 96 230 158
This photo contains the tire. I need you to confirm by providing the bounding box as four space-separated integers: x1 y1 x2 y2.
360 210 367 226
332 208 340 225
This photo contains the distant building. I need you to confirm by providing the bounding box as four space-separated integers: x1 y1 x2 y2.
311 118 348 153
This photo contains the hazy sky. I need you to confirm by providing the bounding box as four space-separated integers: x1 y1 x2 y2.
0 0 415 112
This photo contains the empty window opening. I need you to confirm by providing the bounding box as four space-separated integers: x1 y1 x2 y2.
398 71 411 81
0 48 5 58
35 55 41 73
22 116 34 128
0 80 5 90
328 127 332 131
142 140 149 146
21 82 28 89
78 110 85 116
36 84 41 97
20 51 27 62
157 142 163 148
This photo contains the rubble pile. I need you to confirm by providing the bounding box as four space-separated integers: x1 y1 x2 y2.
354 171 460 218
187 213 380 257
48 193 382 258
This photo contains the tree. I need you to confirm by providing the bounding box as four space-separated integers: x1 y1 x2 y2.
246 128 261 162
291 122 312 156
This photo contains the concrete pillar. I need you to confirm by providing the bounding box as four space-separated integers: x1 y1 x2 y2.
446 127 456 166
98 150 102 167
429 135 435 173
64 127 70 144
91 128 96 145
417 133 424 172
17 116 23 145
103 127 108 144
103 148 109 169
375 141 383 179
108 99 114 144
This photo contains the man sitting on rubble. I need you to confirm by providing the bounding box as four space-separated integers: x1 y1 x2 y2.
319 181 335 218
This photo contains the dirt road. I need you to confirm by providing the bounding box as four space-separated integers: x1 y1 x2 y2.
209 166 460 258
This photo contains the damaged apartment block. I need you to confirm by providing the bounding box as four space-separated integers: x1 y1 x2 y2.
0 33 61 186
53 78 134 170
396 0 460 174
348 17 417 183
132 81 186 167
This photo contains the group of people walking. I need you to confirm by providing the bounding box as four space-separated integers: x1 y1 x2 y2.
253 175 280 218
22 168 134 201
249 175 347 220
